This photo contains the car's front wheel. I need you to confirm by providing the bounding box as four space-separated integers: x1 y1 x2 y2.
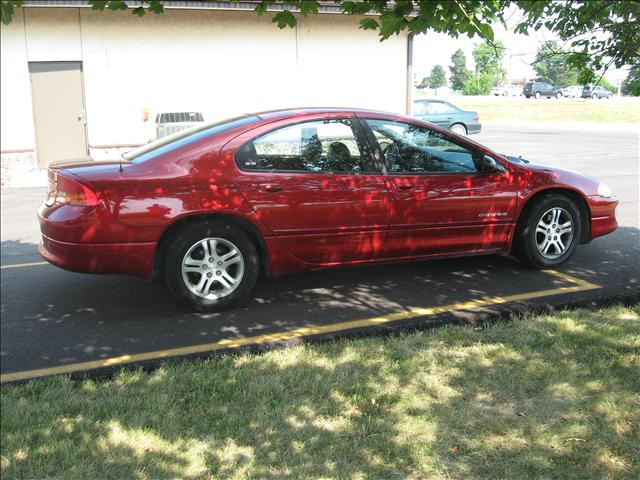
450 123 467 136
534 91 541 99
164 221 259 311
592 93 598 99
513 194 582 269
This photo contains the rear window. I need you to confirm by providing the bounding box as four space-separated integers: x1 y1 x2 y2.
124 115 259 164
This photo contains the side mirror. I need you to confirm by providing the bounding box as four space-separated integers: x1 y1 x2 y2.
481 155 507 174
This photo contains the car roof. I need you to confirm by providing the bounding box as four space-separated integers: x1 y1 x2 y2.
254 107 398 121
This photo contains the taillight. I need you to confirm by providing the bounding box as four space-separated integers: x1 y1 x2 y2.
54 175 98 206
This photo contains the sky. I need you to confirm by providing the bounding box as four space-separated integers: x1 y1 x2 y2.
412 12 628 86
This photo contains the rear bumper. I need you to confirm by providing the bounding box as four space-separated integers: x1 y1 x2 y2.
39 234 156 279
588 195 618 240
466 122 482 135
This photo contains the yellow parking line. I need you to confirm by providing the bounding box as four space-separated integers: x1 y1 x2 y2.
0 269 600 383
0 261 48 270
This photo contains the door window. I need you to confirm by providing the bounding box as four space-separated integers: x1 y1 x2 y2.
365 119 482 174
236 119 373 173
413 101 428 116
426 102 454 114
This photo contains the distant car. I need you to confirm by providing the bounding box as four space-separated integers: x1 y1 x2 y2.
582 85 613 99
412 99 481 135
523 82 562 99
561 85 583 98
491 84 521 97
37 108 618 311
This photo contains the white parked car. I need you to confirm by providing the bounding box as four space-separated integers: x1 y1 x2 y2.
561 85 583 98
490 84 521 96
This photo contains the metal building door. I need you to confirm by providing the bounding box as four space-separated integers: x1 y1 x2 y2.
29 61 88 167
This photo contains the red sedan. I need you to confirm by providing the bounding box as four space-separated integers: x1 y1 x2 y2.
38 108 618 311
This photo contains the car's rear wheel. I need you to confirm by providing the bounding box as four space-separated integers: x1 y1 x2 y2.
513 194 582 269
607 94 612 99
534 91 541 99
164 221 259 311
556 92 562 99
450 123 467 136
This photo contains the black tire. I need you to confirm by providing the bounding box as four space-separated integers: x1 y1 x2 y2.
513 194 582 269
450 123 467 136
525 95 531 99
164 220 259 312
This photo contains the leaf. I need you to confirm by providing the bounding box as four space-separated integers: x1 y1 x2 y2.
477 22 494 42
147 1 164 14
1 1 20 25
132 6 145 17
272 10 297 29
88 0 108 11
106 1 128 11
359 18 379 31
300 0 319 16
254 2 269 16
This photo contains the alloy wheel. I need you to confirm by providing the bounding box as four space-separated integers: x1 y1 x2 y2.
181 237 245 299
535 208 574 259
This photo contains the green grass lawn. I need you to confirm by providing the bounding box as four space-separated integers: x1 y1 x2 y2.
414 93 640 123
2 305 639 479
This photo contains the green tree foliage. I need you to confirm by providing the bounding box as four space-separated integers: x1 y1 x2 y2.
426 64 447 88
472 40 506 84
622 66 640 96
2 1 638 80
461 72 495 96
533 41 579 88
461 41 506 95
449 49 471 91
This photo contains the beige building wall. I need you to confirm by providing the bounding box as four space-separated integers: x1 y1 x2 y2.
1 7 408 181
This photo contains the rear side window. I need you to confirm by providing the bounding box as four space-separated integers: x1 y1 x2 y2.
125 115 259 163
236 119 374 173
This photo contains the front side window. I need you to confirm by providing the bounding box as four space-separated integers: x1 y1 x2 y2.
236 119 372 173
365 119 482 174
413 101 428 116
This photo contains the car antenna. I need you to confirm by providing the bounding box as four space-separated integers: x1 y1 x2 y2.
119 152 124 174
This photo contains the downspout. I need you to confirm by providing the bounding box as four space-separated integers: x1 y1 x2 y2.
405 33 414 115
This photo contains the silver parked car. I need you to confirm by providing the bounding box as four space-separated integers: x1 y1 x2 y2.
581 85 613 99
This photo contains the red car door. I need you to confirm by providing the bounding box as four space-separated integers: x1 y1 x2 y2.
359 116 518 258
221 114 389 265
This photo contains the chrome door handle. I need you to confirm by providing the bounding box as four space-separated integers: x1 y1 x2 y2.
258 183 283 193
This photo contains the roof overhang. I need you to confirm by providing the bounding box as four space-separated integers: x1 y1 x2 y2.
20 1 343 14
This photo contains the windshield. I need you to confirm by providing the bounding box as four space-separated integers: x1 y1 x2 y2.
123 114 260 163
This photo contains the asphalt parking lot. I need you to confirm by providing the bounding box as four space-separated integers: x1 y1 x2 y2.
1 122 638 382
